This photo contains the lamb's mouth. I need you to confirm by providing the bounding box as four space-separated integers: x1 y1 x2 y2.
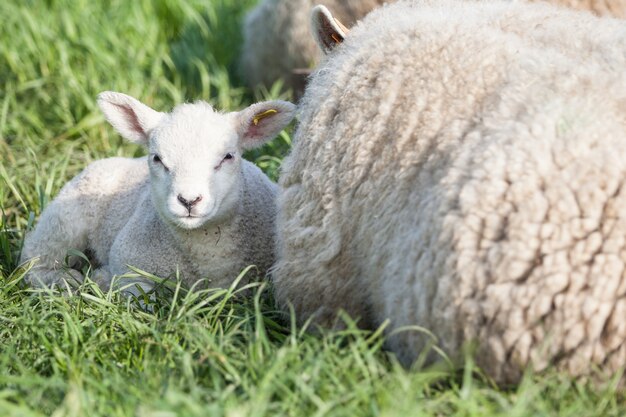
172 205 216 226
172 214 209 230
177 214 206 220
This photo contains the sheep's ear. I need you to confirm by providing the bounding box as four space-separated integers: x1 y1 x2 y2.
235 101 296 150
97 91 165 145
311 5 349 54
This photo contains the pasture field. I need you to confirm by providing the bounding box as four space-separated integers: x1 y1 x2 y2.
0 1 623 415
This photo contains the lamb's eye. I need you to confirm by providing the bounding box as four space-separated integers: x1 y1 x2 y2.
215 152 235 170
152 154 169 171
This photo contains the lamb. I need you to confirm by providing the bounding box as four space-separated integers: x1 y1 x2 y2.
20 92 295 297
239 0 391 96
272 1 626 384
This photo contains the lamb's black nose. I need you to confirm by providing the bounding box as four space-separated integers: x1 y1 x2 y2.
177 194 202 211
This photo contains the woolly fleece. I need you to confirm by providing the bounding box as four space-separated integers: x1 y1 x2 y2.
273 0 626 384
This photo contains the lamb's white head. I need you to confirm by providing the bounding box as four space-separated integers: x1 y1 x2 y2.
97 91 295 230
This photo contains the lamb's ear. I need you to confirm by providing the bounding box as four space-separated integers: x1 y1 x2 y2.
97 91 165 144
235 101 296 150
311 5 349 54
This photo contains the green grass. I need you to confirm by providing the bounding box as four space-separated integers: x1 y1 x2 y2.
0 1 624 416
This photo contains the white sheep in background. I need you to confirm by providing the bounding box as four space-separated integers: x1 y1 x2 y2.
239 0 391 97
20 92 295 296
239 0 623 98
273 1 626 384
527 0 626 18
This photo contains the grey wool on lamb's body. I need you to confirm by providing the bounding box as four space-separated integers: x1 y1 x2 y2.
273 0 626 384
21 92 295 296
239 0 390 96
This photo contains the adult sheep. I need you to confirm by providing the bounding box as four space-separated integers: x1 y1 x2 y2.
273 1 626 384
239 0 391 97
528 0 626 18
21 92 295 296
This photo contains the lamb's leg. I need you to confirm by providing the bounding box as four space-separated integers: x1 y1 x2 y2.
20 178 95 288
90 267 114 290
116 277 155 298
113 277 156 312
89 265 155 297
88 267 156 310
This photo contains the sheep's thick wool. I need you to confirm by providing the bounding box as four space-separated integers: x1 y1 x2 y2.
273 0 626 384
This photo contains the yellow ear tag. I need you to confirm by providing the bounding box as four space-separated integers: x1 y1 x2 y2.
334 18 349 34
329 18 348 44
253 109 277 126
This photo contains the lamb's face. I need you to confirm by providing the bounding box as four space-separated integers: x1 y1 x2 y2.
97 91 296 231
148 104 242 230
